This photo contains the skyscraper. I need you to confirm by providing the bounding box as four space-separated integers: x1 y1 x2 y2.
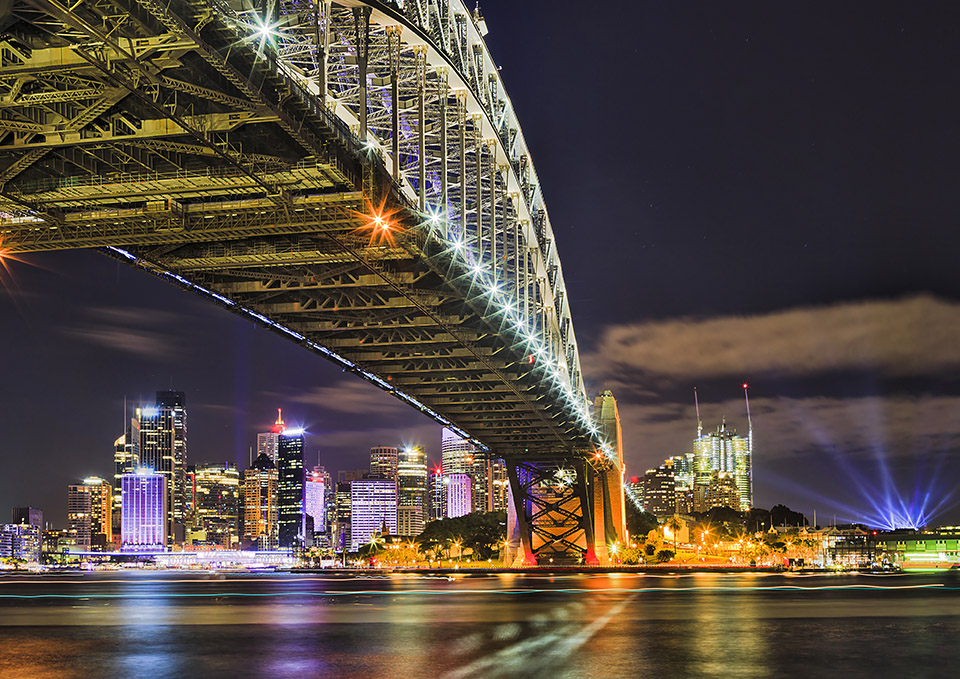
241 453 278 550
0 523 40 563
138 391 187 545
429 465 445 521
691 387 753 512
334 481 352 554
83 476 113 549
397 446 428 536
256 409 286 464
643 463 677 518
194 463 240 547
441 428 501 515
370 446 400 481
277 428 306 549
350 477 397 551
305 466 326 540
121 470 167 552
66 483 92 550
113 416 139 538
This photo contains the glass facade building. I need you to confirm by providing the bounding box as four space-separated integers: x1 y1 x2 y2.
277 430 306 549
349 478 397 551
121 470 167 552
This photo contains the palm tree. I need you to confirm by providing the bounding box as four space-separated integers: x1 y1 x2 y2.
667 516 683 555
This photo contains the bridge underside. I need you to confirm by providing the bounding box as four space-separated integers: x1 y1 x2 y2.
0 0 626 563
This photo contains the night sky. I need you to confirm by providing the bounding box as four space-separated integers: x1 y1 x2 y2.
3 1 960 528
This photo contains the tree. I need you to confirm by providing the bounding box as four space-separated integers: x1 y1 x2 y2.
625 502 658 540
656 549 675 563
666 516 683 553
770 504 808 528
417 511 507 561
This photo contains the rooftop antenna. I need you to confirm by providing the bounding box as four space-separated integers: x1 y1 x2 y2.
249 445 253 467
694 386 702 439
743 382 753 451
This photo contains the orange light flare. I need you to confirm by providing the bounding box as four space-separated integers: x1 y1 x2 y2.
352 198 404 247
0 238 45 312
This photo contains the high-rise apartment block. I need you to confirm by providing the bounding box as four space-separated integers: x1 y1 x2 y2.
121 470 167 552
0 523 41 563
241 453 278 550
349 477 397 551
643 463 677 518
66 483 92 550
440 428 506 515
691 386 754 512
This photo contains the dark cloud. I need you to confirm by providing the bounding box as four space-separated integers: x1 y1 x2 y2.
61 306 190 360
583 296 960 384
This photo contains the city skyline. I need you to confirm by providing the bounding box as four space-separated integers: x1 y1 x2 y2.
3 1 960 530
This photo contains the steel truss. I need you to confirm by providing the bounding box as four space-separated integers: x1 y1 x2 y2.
0 0 624 562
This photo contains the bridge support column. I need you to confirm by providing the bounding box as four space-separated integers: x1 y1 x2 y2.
314 0 331 104
457 93 467 240
473 116 483 258
437 69 449 234
416 47 427 211
505 462 537 567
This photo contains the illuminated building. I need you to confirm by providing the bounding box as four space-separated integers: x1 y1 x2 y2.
66 483 92 549
370 446 400 481
241 453 278 550
0 523 40 563
11 507 42 530
334 482 352 553
704 471 741 512
692 387 753 511
593 390 628 551
138 391 188 545
113 416 139 539
441 428 502 514
429 466 445 520
121 470 167 552
277 428 306 549
398 446 428 536
643 463 677 518
489 461 509 513
626 476 644 508
194 463 240 547
83 476 113 549
306 466 326 539
256 409 286 463
447 473 472 518
350 477 397 551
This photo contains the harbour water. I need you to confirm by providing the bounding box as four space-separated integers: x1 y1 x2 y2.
1 571 958 678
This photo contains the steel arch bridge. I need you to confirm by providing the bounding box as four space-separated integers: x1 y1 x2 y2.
0 0 626 564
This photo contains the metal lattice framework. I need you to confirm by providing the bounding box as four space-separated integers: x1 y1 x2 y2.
0 0 624 563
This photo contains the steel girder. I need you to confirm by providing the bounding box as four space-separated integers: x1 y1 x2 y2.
0 0 623 560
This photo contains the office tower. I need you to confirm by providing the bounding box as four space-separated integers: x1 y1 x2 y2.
334 482 352 554
257 409 286 464
277 428 306 549
441 428 498 514
241 453 278 550
643 463 677 518
626 476 644 507
138 391 187 544
194 463 240 547
704 471 741 511
489 460 509 513
0 523 41 563
11 507 42 530
447 473 472 518
370 446 400 481
305 466 326 539
350 477 397 551
83 476 113 549
429 465 445 521
67 483 92 549
121 470 167 552
397 446 428 536
113 416 139 539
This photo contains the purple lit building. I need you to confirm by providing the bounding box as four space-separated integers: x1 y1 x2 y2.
446 473 472 518
121 470 167 552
